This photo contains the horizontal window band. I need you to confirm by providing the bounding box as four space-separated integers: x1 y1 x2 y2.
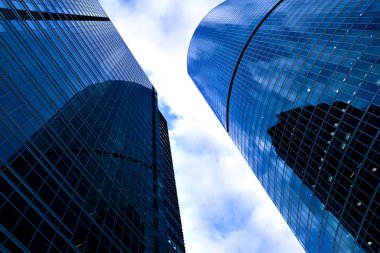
0 7 110 21
5 148 152 172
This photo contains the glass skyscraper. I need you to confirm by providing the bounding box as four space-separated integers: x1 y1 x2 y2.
188 0 379 252
0 1 185 252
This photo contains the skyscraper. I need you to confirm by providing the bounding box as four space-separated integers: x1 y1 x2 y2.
0 1 185 252
188 1 379 252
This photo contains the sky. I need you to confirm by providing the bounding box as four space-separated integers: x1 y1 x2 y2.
99 0 305 252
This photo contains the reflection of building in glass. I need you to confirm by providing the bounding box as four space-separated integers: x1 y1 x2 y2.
0 1 184 253
188 0 379 252
268 102 379 252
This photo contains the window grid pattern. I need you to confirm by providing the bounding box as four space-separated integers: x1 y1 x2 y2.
158 112 186 253
187 0 281 127
188 0 379 252
0 1 185 252
1 82 158 252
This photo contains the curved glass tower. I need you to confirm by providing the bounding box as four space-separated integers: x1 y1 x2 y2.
0 1 185 252
188 1 379 252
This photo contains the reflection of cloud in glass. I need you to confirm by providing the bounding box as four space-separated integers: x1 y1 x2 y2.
188 0 379 252
188 0 282 127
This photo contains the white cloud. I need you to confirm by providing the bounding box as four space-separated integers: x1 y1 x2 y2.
99 0 305 252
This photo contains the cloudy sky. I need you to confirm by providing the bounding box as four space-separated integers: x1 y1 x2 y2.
99 0 305 252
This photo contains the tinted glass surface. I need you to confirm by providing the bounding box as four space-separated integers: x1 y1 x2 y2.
0 0 185 252
187 0 281 127
159 112 186 253
188 0 379 252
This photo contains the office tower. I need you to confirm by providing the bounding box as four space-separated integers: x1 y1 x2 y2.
0 1 185 253
188 0 379 252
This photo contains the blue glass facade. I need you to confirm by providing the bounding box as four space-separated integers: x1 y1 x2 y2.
0 0 185 252
158 112 186 253
188 0 379 252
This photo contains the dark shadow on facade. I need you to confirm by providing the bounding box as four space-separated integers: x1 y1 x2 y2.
0 81 185 252
268 102 379 252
